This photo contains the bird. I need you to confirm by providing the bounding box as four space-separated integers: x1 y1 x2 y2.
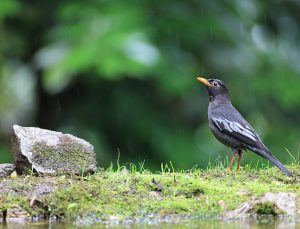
197 77 292 177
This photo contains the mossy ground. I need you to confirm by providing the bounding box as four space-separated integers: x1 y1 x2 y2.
0 165 299 224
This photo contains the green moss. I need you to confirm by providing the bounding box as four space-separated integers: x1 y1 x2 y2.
31 136 95 174
253 202 282 215
0 194 9 212
0 165 298 223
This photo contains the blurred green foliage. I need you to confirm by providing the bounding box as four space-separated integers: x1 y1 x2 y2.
0 0 299 169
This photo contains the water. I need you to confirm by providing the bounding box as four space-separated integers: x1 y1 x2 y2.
1 219 300 229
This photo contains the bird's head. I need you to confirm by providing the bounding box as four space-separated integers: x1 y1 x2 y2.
196 77 229 101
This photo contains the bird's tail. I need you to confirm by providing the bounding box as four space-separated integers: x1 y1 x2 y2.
248 147 292 177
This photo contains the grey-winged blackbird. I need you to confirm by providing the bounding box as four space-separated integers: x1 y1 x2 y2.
197 77 292 177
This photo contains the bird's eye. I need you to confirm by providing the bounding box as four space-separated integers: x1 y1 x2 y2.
212 82 218 86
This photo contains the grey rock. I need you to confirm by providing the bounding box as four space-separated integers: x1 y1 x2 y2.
259 192 297 215
0 163 15 178
32 185 55 197
6 204 30 219
11 125 97 175
223 192 298 219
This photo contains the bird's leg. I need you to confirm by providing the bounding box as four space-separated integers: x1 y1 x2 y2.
236 150 243 172
227 151 238 172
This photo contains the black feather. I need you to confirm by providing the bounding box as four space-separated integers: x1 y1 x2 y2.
247 146 292 177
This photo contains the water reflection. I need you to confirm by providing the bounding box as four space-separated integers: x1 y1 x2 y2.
0 220 299 229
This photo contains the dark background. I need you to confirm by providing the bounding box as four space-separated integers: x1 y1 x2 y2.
0 0 299 170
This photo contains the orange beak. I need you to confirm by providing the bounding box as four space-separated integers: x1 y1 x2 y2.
196 77 212 86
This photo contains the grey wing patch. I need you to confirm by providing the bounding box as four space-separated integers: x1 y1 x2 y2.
213 118 258 142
